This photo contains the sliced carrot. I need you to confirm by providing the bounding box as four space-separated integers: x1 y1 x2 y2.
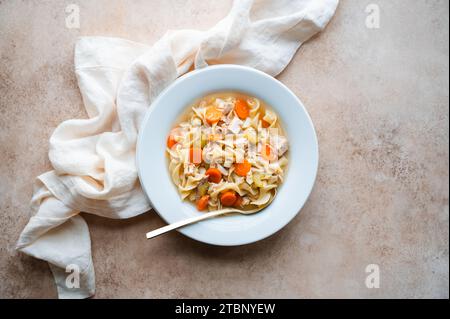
206 168 222 183
189 147 203 165
234 160 251 177
261 143 276 161
234 98 250 120
233 194 244 208
220 191 237 207
167 135 177 148
205 106 222 125
261 119 271 128
196 195 210 211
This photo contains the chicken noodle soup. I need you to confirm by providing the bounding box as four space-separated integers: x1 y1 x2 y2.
166 92 289 212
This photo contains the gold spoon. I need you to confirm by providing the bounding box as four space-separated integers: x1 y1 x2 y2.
145 195 274 239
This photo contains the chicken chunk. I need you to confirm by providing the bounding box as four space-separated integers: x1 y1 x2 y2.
215 98 234 115
272 135 289 156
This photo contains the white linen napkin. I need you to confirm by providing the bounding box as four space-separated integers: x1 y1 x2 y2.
16 0 338 298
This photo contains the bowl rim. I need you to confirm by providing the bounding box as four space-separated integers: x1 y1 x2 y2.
136 64 319 246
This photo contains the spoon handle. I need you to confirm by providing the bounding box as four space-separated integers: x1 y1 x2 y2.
146 209 233 239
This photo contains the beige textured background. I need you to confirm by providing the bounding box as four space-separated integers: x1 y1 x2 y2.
0 0 448 298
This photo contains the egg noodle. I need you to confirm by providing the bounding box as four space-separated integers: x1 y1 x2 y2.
166 92 289 211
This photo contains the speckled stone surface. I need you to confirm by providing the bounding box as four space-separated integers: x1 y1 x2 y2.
0 0 448 298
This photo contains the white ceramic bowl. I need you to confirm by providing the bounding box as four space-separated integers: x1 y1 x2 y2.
137 65 318 246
